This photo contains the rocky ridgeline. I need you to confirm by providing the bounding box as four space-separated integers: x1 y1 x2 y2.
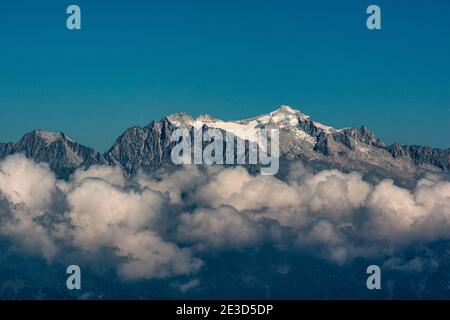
1 106 449 182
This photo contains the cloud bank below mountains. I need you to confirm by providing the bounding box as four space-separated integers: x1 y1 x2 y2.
0 154 450 279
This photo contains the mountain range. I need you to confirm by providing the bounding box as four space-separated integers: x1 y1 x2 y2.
1 105 449 183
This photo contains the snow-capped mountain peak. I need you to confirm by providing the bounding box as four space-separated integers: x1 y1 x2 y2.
195 114 218 123
2 105 449 182
237 105 310 128
270 105 308 118
165 105 334 147
33 129 74 144
167 105 316 130
165 112 194 128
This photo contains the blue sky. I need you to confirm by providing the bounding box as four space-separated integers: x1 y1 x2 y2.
0 0 449 151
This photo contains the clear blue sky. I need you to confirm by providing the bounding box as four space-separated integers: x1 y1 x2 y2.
0 0 449 151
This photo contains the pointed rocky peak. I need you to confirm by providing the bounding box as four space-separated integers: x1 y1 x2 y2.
165 112 194 128
236 105 305 127
387 143 408 158
17 130 71 147
338 126 385 148
195 114 219 124
358 125 384 147
264 105 327 134
269 105 310 120
272 105 303 115
36 129 75 143
0 129 106 179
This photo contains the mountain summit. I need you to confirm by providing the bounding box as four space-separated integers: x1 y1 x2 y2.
1 106 449 181
0 129 105 178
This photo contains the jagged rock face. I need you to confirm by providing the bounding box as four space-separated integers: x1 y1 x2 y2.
0 143 14 156
103 106 450 183
333 127 385 150
104 118 261 175
0 130 105 179
104 119 178 175
239 106 324 159
387 143 450 171
0 106 449 182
